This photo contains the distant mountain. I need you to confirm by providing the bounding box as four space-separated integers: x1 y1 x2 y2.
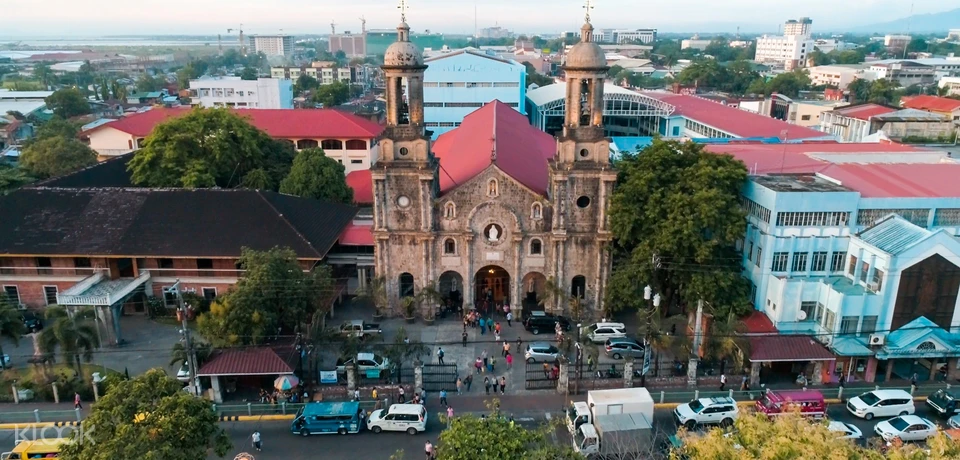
845 8 960 34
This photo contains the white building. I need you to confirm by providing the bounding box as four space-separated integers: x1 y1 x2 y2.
884 34 912 50
939 76 960 96
188 77 293 109
868 61 937 87
813 39 854 54
807 64 873 89
611 29 657 44
783 17 813 37
681 38 712 50
869 58 960 79
249 35 294 56
755 17 815 70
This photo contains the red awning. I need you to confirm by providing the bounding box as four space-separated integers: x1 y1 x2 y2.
749 335 835 362
197 348 294 376
339 222 374 246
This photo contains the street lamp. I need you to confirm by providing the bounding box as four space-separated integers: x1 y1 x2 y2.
640 286 661 387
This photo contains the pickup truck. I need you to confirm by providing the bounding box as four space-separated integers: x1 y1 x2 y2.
335 353 391 376
338 320 382 339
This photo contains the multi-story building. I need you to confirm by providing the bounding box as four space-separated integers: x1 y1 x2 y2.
901 95 960 121
869 58 960 79
783 17 813 37
270 64 374 87
188 77 293 109
939 76 960 96
721 141 960 385
756 94 850 128
868 61 937 88
612 29 657 44
681 36 712 50
477 26 513 39
807 64 874 89
271 66 320 80
248 35 294 56
884 34 912 51
329 27 367 58
80 107 384 173
819 103 897 142
421 48 526 138
755 17 815 70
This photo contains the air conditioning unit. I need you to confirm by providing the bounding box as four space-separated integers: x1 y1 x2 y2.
869 333 886 346
867 282 879 291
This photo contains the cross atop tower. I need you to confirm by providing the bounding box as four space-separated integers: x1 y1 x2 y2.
583 0 594 23
398 0 409 22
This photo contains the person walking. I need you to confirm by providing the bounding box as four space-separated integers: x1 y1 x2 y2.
398 387 406 403
475 357 483 374
465 374 473 392
499 376 506 395
354 389 360 401
74 392 82 410
494 322 502 336
439 389 448 407
489 356 496 373
462 330 468 347
740 375 747 392
446 405 455 428
587 354 595 372
479 317 487 335
506 311 513 327
543 362 550 378
420 388 427 403
425 440 434 460
456 377 463 395
437 347 445 365
484 377 491 395
482 350 489 368
506 352 513 370
911 373 918 389
719 374 727 391
251 430 262 452
372 387 379 401
838 373 846 389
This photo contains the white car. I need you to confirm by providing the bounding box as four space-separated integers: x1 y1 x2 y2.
367 404 428 435
827 421 863 440
948 414 960 430
583 322 627 344
846 389 915 420
176 361 190 381
674 397 739 429
874 415 937 442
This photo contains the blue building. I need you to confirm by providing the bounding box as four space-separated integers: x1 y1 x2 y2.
422 48 526 138
716 142 960 387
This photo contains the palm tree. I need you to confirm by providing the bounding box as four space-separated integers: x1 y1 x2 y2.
703 312 750 376
37 306 100 379
637 306 691 381
0 300 27 368
540 277 592 323
356 276 389 317
416 282 443 320
169 342 213 368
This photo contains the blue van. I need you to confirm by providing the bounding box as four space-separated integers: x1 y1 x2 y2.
291 401 363 436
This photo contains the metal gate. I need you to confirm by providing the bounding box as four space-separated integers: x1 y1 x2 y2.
525 362 558 390
421 364 458 392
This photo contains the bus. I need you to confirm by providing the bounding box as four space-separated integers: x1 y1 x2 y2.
291 401 363 436
1 437 71 459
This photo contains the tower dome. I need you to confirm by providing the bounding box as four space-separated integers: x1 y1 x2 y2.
384 22 424 67
564 22 607 70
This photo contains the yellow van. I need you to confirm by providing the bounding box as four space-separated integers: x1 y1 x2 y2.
1 437 70 459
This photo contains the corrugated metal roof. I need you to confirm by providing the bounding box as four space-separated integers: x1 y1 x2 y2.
749 335 835 362
831 337 873 357
198 348 294 376
856 215 931 255
881 316 960 356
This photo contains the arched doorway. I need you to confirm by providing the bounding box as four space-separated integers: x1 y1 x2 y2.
438 271 464 311
398 273 415 298
521 272 547 314
475 266 510 307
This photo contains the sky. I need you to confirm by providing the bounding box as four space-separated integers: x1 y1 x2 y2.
0 0 948 37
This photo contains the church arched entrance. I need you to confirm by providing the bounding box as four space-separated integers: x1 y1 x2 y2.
521 272 547 315
438 271 464 311
475 265 510 309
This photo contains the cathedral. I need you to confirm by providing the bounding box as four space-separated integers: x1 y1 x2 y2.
372 11 616 315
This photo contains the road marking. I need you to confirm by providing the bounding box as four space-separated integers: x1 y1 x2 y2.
544 412 559 443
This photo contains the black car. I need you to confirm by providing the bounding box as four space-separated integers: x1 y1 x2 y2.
21 311 42 333
523 312 572 335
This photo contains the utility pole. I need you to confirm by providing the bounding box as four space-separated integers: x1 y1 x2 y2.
687 298 704 387
174 280 200 396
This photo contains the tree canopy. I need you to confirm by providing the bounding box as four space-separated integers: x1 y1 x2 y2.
676 60 760 95
44 88 91 118
126 108 294 188
294 74 319 96
196 247 334 346
748 70 812 98
848 78 901 105
312 81 350 108
58 369 230 460
239 67 258 81
607 139 751 319
136 74 162 92
19 136 98 179
524 62 554 88
278 148 353 203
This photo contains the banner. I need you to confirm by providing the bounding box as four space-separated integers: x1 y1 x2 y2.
319 370 338 384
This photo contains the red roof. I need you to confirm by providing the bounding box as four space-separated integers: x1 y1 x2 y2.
749 335 835 362
339 221 374 246
641 93 829 139
830 103 897 121
819 163 960 198
901 95 960 114
197 348 294 376
346 170 373 204
706 142 924 175
743 311 778 334
433 100 556 194
83 107 384 139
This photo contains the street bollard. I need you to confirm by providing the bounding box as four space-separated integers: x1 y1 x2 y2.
34 409 40 423
52 382 59 404
875 385 880 391
660 391 665 404
948 383 952 390
910 385 916 396
282 401 287 415
838 387 844 400
11 384 18 404
92 382 100 402
728 389 733 399
75 408 82 421
212 404 217 414
694 390 699 400
247 402 252 416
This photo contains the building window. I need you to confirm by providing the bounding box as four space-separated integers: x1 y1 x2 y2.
775 212 849 227
531 203 542 220
4 285 20 305
859 261 870 283
197 259 213 277
856 208 929 227
814 302 825 324
823 308 836 333
801 115 811 121
576 196 591 208
74 257 92 275
297 139 319 150
487 179 499 197
399 273 415 298
791 253 808 272
571 275 586 299
162 286 178 307
799 301 816 321
839 316 858 335
530 239 543 255
36 257 52 275
350 159 363 164
202 287 217 302
747 241 753 262
933 209 960 226
444 201 456 219
738 197 772 223
443 238 456 255
158 258 174 270
872 269 884 291
43 286 58 305
830 252 845 272
771 252 789 272
345 139 366 150
321 139 344 150
860 316 878 336
811 252 828 271
755 247 762 268
848 255 858 276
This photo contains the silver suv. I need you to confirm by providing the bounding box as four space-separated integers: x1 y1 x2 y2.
674 397 739 429
604 337 644 360
525 342 561 363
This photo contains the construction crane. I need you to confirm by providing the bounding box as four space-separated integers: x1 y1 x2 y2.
359 16 366 34
330 21 337 36
227 24 246 56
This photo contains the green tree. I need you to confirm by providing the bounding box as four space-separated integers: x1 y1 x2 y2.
523 62 554 87
127 108 293 188
703 311 749 374
196 247 333 346
807 50 831 66
848 78 872 104
58 369 231 460
19 136 98 179
37 306 100 378
31 117 79 142
0 163 34 193
168 341 212 367
830 49 865 64
745 77 768 95
607 139 750 318
677 60 728 89
279 148 353 203
906 37 928 54
868 78 900 105
723 60 761 95
240 167 272 190
239 67 258 80
32 62 54 89
0 299 27 368
45 88 91 118
312 81 350 108
294 74 319 96
437 403 579 460
636 304 690 377
135 74 161 92
111 80 128 101
763 70 812 98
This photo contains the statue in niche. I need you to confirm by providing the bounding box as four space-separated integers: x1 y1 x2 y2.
487 225 500 242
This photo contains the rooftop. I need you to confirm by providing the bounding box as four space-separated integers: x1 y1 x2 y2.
829 103 897 121
870 108 950 122
749 335 835 362
752 174 852 193
198 347 294 376
901 95 960 113
856 215 932 255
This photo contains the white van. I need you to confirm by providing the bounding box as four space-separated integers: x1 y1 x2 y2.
846 389 915 420
583 322 627 343
366 404 428 435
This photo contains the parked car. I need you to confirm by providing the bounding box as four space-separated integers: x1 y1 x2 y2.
583 322 627 344
846 389 915 420
338 320 382 340
874 415 937 442
949 414 960 430
524 342 561 363
755 390 826 419
827 421 863 440
926 388 960 417
176 361 190 381
673 396 739 429
366 403 428 435
522 312 572 335
21 311 42 333
335 353 391 376
604 337 644 360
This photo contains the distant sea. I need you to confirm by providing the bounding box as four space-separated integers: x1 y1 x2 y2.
0 37 229 47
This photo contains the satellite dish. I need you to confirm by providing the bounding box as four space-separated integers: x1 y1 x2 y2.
797 310 807 321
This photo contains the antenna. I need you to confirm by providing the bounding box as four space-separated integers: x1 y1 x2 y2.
903 1 914 59
583 0 595 23
331 20 337 36
359 16 367 34
474 0 478 39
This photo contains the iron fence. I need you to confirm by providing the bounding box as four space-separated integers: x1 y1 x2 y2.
525 361 560 390
421 363 458 392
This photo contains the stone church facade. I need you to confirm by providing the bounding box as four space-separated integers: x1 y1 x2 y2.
372 18 616 315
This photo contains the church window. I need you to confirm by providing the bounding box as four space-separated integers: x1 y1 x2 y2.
443 238 456 255
444 202 456 219
579 148 589 158
531 203 543 220
571 275 586 299
487 179 499 197
530 239 543 255
345 139 366 150
321 139 343 150
399 147 409 156
576 196 591 208
399 273 415 298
